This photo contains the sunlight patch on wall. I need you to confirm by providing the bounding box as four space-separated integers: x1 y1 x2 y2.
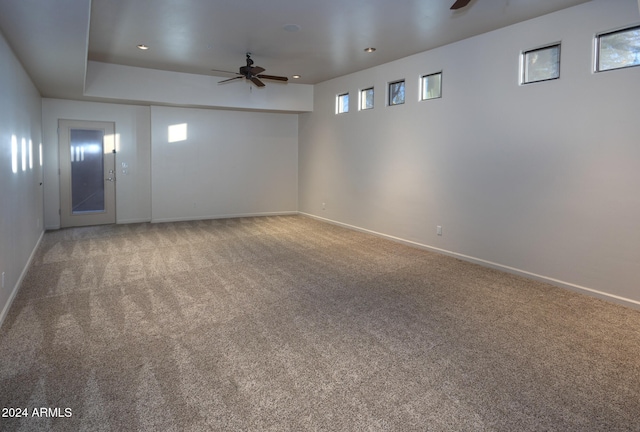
21 138 27 172
168 123 188 143
11 135 18 173
29 139 33 170
104 133 115 154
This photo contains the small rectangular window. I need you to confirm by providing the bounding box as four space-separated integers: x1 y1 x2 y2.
522 44 560 84
360 87 374 110
421 72 442 100
596 25 640 72
388 80 405 106
336 93 349 114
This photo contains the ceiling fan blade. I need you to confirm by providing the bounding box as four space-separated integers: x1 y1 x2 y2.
218 76 243 84
256 74 289 82
450 0 472 10
250 66 265 75
250 77 266 87
211 69 240 75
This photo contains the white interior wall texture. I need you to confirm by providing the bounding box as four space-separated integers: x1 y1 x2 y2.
298 0 640 307
151 106 298 222
0 32 44 324
41 99 152 229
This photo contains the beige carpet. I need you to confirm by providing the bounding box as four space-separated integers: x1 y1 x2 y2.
1 215 639 431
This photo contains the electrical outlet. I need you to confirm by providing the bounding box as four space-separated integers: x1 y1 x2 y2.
437 225 443 236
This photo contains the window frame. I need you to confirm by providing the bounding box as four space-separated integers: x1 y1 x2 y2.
388 79 405 106
336 92 349 114
420 72 443 101
520 43 561 85
595 24 640 73
359 87 374 110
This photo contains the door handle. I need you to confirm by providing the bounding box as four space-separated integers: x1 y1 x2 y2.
105 177 115 182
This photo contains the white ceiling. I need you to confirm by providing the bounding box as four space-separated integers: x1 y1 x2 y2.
0 0 592 100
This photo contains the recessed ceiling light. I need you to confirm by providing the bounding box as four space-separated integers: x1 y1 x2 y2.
283 24 301 32
364 47 376 53
137 44 150 50
292 75 301 79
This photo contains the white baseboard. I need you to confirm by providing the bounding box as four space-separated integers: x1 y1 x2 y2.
0 230 45 328
45 219 153 229
151 211 299 224
299 212 640 312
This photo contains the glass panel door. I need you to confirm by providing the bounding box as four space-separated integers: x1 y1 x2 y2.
70 129 106 213
59 120 116 228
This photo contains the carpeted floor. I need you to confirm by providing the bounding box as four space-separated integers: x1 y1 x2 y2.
1 215 639 431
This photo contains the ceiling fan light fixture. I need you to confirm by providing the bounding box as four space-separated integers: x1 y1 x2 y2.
217 53 289 87
136 44 150 50
364 47 376 53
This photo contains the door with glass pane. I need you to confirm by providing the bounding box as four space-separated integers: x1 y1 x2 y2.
59 120 116 227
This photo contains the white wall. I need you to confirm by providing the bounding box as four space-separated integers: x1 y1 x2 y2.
86 61 314 113
42 99 152 228
299 0 640 308
151 106 298 222
41 101 298 227
0 31 43 324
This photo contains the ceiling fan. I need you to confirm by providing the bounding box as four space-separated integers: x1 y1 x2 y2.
450 0 472 10
212 53 289 87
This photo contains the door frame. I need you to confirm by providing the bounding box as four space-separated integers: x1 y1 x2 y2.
58 119 117 228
